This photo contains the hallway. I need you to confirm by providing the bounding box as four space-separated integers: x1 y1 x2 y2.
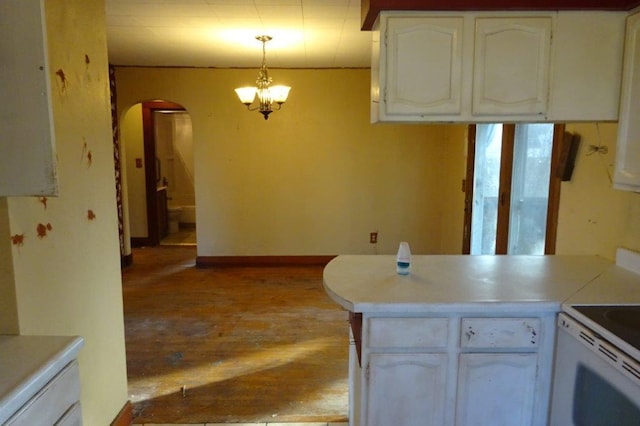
122 246 349 424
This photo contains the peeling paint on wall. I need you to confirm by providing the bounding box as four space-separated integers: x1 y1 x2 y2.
55 68 67 92
36 222 52 239
81 138 93 167
10 234 25 247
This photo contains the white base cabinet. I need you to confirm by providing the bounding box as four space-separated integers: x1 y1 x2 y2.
368 353 448 426
614 10 640 192
372 11 625 123
350 313 555 426
0 336 84 425
7 361 81 426
456 354 537 426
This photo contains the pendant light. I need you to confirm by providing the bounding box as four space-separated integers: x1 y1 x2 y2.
235 35 291 120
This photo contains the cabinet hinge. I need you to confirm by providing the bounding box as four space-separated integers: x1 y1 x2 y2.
384 26 388 47
365 363 370 381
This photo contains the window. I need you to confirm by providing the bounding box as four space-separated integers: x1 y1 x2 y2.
462 123 564 255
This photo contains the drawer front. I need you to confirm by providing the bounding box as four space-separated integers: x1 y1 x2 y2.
56 402 82 426
8 361 81 425
460 318 540 349
368 317 449 349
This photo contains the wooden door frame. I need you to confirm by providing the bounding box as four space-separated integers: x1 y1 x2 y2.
544 124 565 254
495 125 515 254
462 127 476 254
138 101 185 247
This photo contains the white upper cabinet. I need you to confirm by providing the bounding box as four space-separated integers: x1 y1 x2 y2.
373 11 626 123
472 17 551 117
614 11 640 192
0 0 58 196
548 12 625 121
384 17 463 116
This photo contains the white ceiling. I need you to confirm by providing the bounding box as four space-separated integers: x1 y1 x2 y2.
104 0 373 68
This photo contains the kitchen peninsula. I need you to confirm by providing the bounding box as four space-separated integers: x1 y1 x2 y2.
322 254 617 426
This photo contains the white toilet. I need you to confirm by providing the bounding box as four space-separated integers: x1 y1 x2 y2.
167 206 183 234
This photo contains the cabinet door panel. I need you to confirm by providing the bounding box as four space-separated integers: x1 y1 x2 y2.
367 353 448 426
615 12 640 191
456 353 537 426
548 12 625 121
473 17 551 116
385 17 463 115
0 0 58 196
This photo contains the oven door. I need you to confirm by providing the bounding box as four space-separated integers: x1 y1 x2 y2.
550 315 640 426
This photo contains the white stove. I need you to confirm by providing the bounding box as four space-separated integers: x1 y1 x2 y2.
550 248 640 426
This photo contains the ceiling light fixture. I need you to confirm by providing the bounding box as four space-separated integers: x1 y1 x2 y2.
235 35 291 120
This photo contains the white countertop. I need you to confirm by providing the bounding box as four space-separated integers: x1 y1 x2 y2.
565 263 640 305
0 335 84 424
323 255 616 313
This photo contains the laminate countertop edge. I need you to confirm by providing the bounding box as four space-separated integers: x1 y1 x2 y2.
322 254 638 314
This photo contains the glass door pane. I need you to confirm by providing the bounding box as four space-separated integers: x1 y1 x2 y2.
507 124 554 254
470 124 502 255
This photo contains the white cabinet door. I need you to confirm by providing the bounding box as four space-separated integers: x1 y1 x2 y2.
367 352 448 426
615 11 640 192
456 353 538 426
0 0 58 196
548 12 625 121
472 17 551 117
384 17 464 117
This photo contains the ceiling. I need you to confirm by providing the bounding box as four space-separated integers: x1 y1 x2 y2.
104 0 640 69
104 0 372 68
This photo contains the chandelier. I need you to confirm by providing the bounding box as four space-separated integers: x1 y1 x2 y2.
235 35 291 120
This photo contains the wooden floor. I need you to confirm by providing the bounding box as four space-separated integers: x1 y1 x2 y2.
122 246 349 424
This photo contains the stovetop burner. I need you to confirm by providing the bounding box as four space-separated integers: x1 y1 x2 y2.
572 305 640 354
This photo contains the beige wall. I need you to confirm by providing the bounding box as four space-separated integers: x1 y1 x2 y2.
2 0 128 424
115 70 640 262
0 198 19 334
557 122 640 259
116 67 468 256
438 125 468 254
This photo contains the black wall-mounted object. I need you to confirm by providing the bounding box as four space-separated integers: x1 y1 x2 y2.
558 131 581 182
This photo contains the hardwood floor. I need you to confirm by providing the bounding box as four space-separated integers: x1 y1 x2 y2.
122 246 349 424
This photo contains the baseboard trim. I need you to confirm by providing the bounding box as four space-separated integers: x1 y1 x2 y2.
111 400 132 426
130 237 149 248
196 255 336 268
120 253 133 269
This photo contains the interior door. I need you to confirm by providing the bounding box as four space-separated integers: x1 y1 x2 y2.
141 101 184 246
462 123 563 255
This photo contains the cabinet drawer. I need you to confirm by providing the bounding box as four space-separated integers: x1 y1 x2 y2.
7 361 81 425
368 317 449 348
460 318 540 349
56 402 82 426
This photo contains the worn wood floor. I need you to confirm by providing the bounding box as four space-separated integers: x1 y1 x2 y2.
122 246 349 424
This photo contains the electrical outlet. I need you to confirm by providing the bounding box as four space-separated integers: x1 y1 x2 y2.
370 232 378 244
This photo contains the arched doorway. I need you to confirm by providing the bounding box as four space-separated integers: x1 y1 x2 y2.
121 100 195 247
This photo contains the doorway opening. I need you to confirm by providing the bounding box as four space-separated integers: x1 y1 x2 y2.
122 101 196 247
462 123 564 255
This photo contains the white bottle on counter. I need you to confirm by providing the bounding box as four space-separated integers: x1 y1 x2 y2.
396 241 411 275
